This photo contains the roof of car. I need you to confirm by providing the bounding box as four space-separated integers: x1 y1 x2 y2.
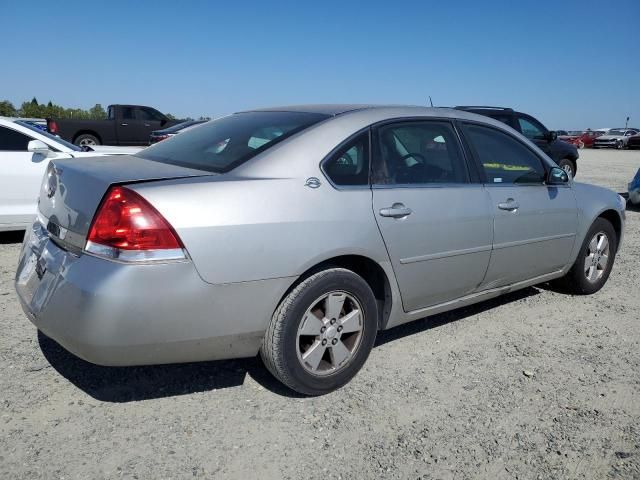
239 104 497 121
240 104 409 116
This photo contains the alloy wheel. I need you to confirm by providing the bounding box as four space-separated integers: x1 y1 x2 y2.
296 291 364 376
584 231 610 283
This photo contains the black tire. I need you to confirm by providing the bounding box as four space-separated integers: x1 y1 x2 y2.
74 133 100 146
557 158 577 177
553 217 617 295
261 268 378 396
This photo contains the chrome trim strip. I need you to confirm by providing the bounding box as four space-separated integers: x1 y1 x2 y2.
400 244 492 264
398 233 575 264
85 241 188 263
492 232 575 250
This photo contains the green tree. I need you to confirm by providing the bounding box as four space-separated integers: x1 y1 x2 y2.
165 113 176 120
20 99 45 118
88 104 107 119
0 100 17 116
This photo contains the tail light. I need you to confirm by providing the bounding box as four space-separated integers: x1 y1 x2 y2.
150 134 170 144
47 119 58 134
85 186 186 262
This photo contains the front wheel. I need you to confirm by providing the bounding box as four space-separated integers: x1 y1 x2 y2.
261 268 378 395
557 158 576 178
616 140 624 150
554 218 617 295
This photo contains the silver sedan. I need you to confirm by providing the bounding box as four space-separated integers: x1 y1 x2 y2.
15 105 626 395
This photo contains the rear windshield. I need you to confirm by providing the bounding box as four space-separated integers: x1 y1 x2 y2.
137 111 329 173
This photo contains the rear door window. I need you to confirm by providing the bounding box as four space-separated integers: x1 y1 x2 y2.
461 123 546 184
121 107 135 120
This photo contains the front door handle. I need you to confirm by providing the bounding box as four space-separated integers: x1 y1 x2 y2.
379 203 413 218
497 198 520 211
121 123 129 126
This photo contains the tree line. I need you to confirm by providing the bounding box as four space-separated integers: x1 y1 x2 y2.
0 98 178 120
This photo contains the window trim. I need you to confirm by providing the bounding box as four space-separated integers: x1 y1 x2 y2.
370 118 473 188
457 120 563 188
319 127 372 190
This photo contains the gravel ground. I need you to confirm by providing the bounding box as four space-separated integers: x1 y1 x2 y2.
1 149 639 480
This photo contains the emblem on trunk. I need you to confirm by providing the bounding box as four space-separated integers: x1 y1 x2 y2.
304 177 321 189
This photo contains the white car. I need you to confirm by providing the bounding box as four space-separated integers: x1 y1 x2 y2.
0 117 142 232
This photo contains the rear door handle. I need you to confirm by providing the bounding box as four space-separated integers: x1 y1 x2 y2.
497 198 519 211
379 203 412 218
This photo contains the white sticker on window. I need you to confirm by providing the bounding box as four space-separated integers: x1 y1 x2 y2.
494 178 503 183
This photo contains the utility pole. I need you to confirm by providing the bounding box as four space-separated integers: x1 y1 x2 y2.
625 116 629 129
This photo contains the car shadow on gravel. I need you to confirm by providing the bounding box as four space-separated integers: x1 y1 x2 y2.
38 287 541 402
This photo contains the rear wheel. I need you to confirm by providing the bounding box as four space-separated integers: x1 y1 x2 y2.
557 158 576 178
554 218 617 295
261 268 378 396
74 133 100 147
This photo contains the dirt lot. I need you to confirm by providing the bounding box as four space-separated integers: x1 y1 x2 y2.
1 149 639 480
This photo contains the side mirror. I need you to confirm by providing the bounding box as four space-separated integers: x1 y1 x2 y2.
546 131 558 142
160 119 168 126
27 140 51 155
548 166 569 185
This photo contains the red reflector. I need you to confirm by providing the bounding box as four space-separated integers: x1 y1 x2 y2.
48 119 59 134
87 186 182 250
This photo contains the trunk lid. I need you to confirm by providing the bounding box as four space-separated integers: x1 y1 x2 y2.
38 155 214 250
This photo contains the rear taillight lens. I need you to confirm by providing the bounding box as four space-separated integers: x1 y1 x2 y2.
150 134 170 144
47 119 58 134
85 186 186 262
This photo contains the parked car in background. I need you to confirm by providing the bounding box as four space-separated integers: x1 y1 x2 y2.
559 130 602 149
0 117 141 231
628 169 640 205
593 128 639 149
47 104 183 147
558 131 583 145
455 106 579 177
149 119 207 144
626 133 640 150
15 105 625 395
18 118 48 132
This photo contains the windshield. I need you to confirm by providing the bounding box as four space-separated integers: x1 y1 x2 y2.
137 111 329 173
15 120 81 151
608 129 625 136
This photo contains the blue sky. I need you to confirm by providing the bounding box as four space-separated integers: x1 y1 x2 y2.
1 0 638 129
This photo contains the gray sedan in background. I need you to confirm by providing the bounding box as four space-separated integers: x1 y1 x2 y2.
593 128 639 149
15 105 626 395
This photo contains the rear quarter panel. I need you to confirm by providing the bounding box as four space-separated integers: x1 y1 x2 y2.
131 176 391 285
